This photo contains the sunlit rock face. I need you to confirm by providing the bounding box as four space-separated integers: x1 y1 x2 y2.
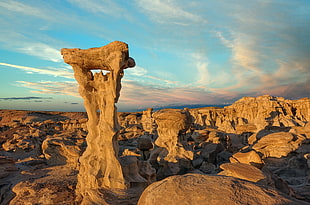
141 108 155 134
252 132 304 158
218 163 267 184
61 41 135 204
193 95 310 134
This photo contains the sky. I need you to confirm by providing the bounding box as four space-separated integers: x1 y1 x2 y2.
0 0 309 112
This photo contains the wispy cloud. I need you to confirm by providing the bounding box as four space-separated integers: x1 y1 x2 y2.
0 1 309 111
0 62 73 79
144 75 178 86
126 66 148 76
0 1 48 20
124 65 179 87
119 80 235 109
211 1 310 98
0 29 63 62
67 0 127 18
0 1 83 63
17 43 62 63
16 81 80 98
0 29 63 63
135 0 207 25
191 52 210 85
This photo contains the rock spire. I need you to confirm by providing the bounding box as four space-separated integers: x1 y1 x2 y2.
61 41 135 204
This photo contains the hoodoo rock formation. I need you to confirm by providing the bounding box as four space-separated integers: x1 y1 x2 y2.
151 109 194 179
141 108 155 134
61 41 135 204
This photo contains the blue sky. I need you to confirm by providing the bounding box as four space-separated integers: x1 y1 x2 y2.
0 0 309 112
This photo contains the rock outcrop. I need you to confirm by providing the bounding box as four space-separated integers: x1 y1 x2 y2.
229 150 263 168
138 173 306 205
61 41 135 204
150 109 193 180
42 134 85 169
252 132 304 158
141 108 155 134
194 95 310 133
218 163 267 184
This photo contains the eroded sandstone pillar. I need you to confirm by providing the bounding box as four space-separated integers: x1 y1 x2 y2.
151 109 194 179
61 41 135 203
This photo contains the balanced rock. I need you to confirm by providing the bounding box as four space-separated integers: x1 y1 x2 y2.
141 108 155 134
62 41 135 204
152 109 193 163
150 109 193 179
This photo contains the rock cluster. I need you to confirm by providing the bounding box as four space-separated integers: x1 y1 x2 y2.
197 95 310 133
1 94 310 204
0 110 87 204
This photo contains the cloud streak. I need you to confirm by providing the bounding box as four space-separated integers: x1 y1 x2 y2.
0 62 73 79
17 43 62 63
67 0 127 18
135 0 207 25
0 30 63 63
0 1 309 111
119 80 236 109
16 81 80 98
0 1 49 20
0 97 52 101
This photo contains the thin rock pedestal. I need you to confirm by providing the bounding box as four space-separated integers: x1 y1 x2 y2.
61 41 135 204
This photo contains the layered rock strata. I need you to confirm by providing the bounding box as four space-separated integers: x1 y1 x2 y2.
193 95 310 133
61 41 135 204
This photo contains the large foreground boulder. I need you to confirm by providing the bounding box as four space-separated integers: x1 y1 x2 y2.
137 173 308 205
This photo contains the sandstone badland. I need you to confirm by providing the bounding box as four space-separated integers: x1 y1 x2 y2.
1 42 310 204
